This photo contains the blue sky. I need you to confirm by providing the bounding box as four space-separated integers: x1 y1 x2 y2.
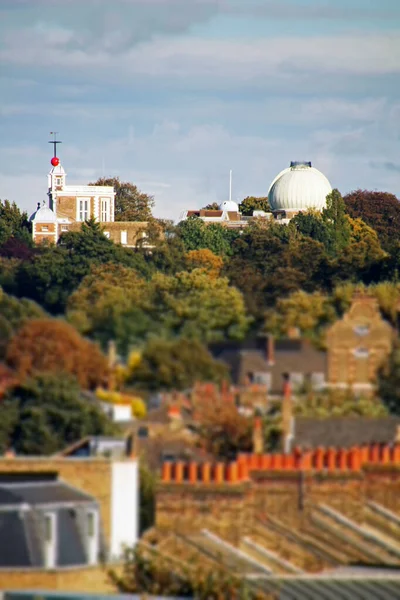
1 0 399 219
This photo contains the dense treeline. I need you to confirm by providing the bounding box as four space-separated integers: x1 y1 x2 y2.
1 188 400 403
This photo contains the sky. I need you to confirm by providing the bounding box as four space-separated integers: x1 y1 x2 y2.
0 0 400 220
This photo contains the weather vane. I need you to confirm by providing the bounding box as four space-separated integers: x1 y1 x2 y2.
48 132 62 166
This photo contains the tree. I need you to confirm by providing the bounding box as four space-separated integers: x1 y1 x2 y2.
0 199 31 245
0 288 46 357
344 189 400 252
265 290 336 347
176 217 232 256
377 345 400 415
195 400 253 459
147 269 250 343
2 373 116 455
239 196 270 215
201 202 220 210
90 177 154 222
185 248 223 278
290 209 334 254
6 319 109 390
126 338 228 391
111 545 265 599
67 263 147 345
295 388 388 418
17 219 149 314
322 189 351 256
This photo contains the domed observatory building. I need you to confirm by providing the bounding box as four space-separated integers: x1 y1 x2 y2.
268 161 332 223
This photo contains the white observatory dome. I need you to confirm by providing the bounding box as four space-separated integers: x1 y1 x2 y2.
220 200 239 212
268 162 332 212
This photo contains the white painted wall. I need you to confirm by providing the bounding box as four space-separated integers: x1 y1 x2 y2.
112 403 132 422
110 460 139 558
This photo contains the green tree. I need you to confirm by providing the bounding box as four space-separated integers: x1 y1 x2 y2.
322 189 351 256
176 217 232 256
127 338 228 391
0 199 31 245
17 219 149 313
147 269 250 342
67 263 152 352
90 177 154 221
201 202 220 210
3 373 116 455
111 545 265 599
239 196 270 215
0 288 46 357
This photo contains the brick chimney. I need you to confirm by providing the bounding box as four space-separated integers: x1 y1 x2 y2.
253 415 264 454
267 334 275 365
287 327 300 340
281 374 294 453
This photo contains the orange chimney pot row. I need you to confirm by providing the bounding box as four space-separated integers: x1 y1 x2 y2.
161 443 400 484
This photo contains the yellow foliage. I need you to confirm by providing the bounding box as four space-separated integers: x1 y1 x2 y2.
95 387 147 418
127 350 142 371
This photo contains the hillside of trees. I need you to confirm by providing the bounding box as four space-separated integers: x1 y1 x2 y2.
1 187 400 454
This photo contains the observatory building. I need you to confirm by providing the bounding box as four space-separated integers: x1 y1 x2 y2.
268 161 332 222
178 161 332 227
30 139 150 246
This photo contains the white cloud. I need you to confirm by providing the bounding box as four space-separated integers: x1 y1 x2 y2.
2 30 400 83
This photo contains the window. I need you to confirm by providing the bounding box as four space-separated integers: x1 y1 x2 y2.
138 426 149 438
253 372 272 389
290 372 304 389
78 198 89 221
353 347 369 359
101 197 110 222
104 231 110 239
311 372 325 389
61 225 68 232
42 225 49 232
56 177 61 186
354 325 370 336
121 231 127 245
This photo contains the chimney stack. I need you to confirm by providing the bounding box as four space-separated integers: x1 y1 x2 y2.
253 415 264 454
282 374 294 453
267 335 275 365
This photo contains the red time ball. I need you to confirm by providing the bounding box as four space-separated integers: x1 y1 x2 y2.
51 157 60 167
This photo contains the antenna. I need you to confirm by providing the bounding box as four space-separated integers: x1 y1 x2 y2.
48 132 62 157
229 169 232 202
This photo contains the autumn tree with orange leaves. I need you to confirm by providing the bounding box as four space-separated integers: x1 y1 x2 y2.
6 319 109 390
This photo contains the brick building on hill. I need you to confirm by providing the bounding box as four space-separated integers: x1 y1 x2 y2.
30 153 150 247
211 293 394 395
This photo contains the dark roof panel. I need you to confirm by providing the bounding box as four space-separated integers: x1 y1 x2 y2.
0 511 31 566
294 416 400 449
0 482 95 507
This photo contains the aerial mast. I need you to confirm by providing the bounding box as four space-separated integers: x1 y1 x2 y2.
48 132 62 166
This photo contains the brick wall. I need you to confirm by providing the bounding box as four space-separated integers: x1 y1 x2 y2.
55 196 77 221
0 565 117 593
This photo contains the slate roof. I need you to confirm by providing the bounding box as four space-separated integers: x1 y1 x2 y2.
0 481 96 507
0 480 99 568
210 338 326 392
293 416 400 449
